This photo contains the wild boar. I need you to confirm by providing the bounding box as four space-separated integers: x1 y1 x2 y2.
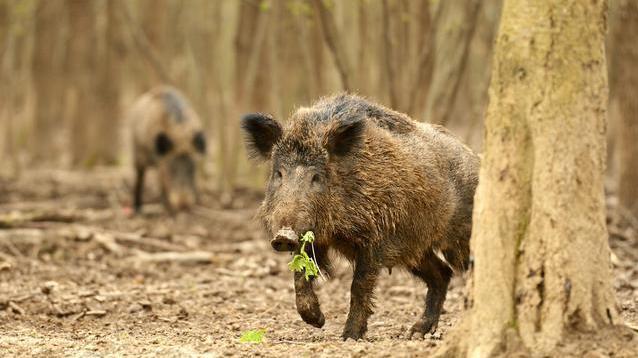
241 94 479 340
129 86 206 213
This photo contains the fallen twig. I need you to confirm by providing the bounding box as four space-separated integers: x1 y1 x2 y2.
94 233 124 255
131 251 226 265
112 231 186 252
85 310 107 317
8 301 25 315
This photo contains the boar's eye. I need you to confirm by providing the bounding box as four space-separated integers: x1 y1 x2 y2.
274 170 283 179
311 173 322 185
155 132 173 156
193 131 206 154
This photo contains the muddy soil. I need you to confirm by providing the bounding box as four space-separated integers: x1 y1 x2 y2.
0 169 636 357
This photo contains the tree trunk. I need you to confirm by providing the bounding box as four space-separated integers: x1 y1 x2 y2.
440 0 618 356
423 0 480 125
32 0 64 162
610 0 638 222
66 0 97 166
312 0 353 92
93 0 125 164
140 0 169 88
224 0 269 193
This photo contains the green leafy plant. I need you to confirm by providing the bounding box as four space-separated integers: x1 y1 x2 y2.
288 231 321 281
239 329 266 343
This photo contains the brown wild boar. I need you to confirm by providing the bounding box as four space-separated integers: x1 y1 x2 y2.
241 94 479 340
129 86 206 213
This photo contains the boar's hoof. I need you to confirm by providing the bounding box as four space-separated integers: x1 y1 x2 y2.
408 317 439 339
271 228 299 252
299 308 325 328
341 323 367 341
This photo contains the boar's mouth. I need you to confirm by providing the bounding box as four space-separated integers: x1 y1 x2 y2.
271 227 300 252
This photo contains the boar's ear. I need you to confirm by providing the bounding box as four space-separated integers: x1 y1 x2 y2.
323 118 365 157
193 131 207 154
241 113 283 160
155 132 173 156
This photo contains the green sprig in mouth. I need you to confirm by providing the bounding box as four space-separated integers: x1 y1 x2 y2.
287 231 324 281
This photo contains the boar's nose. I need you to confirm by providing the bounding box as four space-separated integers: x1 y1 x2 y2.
270 227 299 252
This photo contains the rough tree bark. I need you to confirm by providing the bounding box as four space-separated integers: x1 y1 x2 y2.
610 0 638 222
439 0 618 356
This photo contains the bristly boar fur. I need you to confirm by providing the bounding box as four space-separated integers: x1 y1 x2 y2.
129 86 207 213
241 93 479 340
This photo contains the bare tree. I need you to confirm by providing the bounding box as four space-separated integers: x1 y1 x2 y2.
440 0 619 355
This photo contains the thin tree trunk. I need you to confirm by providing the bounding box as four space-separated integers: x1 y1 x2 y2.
381 0 399 109
66 0 97 166
439 0 618 356
461 0 503 149
312 0 352 92
93 0 125 164
32 0 64 162
119 2 173 87
225 0 269 193
407 2 435 118
423 0 480 125
611 0 638 222
140 0 169 88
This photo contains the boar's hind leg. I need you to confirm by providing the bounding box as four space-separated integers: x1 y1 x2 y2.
133 166 146 213
342 252 381 341
408 251 453 339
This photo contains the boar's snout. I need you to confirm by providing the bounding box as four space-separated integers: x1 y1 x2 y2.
271 227 299 252
168 189 196 211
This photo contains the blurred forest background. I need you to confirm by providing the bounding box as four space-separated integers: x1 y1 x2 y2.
0 0 635 215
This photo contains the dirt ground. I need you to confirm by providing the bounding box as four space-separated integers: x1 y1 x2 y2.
1 169 636 357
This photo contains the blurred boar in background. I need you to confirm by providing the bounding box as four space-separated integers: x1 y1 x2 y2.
241 94 479 340
129 86 207 213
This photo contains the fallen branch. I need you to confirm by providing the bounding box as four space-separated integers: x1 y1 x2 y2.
0 210 82 228
131 251 219 265
85 310 107 317
112 231 186 252
8 301 25 315
94 233 124 256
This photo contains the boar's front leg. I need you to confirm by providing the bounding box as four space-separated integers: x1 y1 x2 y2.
294 244 330 328
294 271 325 328
133 166 146 213
342 251 381 341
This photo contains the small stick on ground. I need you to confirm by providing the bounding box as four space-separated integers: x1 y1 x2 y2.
8 301 25 315
131 251 224 265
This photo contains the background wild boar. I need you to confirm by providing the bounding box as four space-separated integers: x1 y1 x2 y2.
129 86 207 213
241 94 479 340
